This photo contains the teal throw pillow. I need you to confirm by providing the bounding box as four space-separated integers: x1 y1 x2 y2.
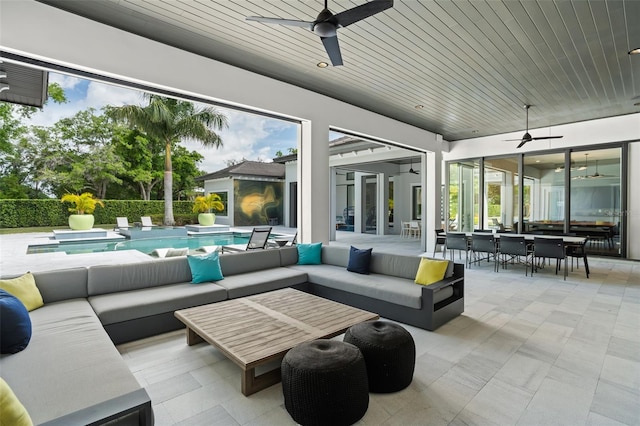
187 251 224 284
0 289 32 354
347 246 372 274
297 242 322 265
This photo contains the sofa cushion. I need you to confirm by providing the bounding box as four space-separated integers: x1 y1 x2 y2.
0 299 143 425
287 264 422 309
215 267 308 299
87 257 192 296
88 281 228 326
187 251 224 283
321 245 350 268
347 246 372 275
369 252 422 280
0 290 31 354
220 249 282 276
414 258 450 285
0 273 44 311
0 378 32 426
279 246 299 266
31 268 88 303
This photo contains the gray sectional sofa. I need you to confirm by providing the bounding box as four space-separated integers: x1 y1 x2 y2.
0 244 463 425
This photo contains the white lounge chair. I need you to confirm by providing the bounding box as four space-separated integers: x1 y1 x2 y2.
222 227 272 253
114 217 131 231
140 216 157 227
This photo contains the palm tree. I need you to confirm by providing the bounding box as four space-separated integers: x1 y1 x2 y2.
110 95 227 225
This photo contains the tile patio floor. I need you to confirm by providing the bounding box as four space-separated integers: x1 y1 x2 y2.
1 229 638 425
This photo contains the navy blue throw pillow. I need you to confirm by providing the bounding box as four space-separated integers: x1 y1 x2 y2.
0 289 32 354
347 246 373 275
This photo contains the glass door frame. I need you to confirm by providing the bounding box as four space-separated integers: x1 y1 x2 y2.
445 142 629 258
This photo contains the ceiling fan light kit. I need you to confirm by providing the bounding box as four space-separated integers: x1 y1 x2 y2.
246 0 394 66
504 104 564 148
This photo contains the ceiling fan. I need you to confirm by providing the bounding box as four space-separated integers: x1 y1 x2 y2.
246 0 394 66
505 105 563 148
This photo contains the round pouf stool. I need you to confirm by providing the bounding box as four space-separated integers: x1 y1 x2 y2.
344 320 415 393
281 339 369 426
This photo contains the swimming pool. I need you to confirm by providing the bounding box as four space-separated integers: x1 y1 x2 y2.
27 232 264 255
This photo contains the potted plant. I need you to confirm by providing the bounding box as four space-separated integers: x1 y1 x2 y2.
61 192 105 230
192 193 224 226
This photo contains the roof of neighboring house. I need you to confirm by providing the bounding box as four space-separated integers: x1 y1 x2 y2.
196 160 285 181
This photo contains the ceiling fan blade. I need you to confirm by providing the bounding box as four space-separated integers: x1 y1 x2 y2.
530 136 564 140
246 16 314 30
410 169 419 175
334 0 393 27
516 140 528 149
321 35 343 66
504 138 524 141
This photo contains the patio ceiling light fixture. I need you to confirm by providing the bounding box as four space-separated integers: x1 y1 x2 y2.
0 83 10 93
629 47 640 55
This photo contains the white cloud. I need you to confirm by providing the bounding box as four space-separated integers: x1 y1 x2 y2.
49 73 82 90
23 73 297 174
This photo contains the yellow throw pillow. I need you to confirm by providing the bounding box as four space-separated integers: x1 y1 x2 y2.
0 378 33 426
414 258 450 286
0 273 43 311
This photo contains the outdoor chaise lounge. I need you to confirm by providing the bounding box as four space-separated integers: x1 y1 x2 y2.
114 217 131 231
140 216 157 227
222 226 272 253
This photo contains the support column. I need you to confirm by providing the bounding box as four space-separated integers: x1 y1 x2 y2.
425 150 442 254
354 172 365 233
377 173 389 235
299 120 330 243
330 167 337 240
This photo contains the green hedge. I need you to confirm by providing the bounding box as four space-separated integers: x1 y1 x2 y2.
0 199 197 228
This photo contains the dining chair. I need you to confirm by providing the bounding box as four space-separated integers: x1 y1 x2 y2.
469 233 498 272
566 236 590 278
498 235 532 276
400 221 411 238
445 232 469 267
433 229 446 258
408 221 421 238
532 237 567 280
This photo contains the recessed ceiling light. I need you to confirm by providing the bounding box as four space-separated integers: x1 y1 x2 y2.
317 62 329 68
414 104 424 109
629 47 640 55
535 160 541 163
471 130 479 134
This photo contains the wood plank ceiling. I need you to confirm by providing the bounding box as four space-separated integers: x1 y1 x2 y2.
37 0 640 141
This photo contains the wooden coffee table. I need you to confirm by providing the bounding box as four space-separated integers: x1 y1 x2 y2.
174 288 378 396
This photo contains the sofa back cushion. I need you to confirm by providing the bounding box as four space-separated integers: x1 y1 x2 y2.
320 246 350 267
279 247 298 266
87 257 192 296
31 268 88 303
369 252 422 280
219 249 282 276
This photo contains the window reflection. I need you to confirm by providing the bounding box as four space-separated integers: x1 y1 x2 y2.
570 148 621 256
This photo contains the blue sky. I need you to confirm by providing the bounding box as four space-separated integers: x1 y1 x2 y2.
29 73 299 173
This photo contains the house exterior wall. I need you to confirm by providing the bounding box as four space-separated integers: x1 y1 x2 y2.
203 179 233 226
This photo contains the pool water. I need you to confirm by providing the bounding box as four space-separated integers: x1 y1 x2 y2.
27 233 256 255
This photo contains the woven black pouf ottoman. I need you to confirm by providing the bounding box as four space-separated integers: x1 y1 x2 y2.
281 339 369 426
344 320 415 393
